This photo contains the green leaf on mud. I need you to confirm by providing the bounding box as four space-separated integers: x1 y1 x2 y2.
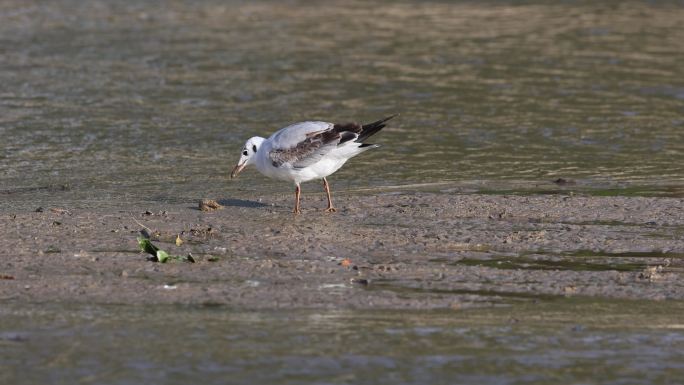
137 237 159 255
156 250 170 263
137 236 194 263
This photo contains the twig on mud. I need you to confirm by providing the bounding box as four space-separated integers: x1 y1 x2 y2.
129 213 153 235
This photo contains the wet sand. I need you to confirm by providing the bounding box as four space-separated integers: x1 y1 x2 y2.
2 192 683 309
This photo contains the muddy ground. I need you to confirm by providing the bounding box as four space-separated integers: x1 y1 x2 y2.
1 192 683 309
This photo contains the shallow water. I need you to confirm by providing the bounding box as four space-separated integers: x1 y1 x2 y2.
2 0 684 210
2 300 684 385
2 2 684 381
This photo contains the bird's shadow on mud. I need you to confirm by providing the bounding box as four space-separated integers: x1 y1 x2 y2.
217 198 269 208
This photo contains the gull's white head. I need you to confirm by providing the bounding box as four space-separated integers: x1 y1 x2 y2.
231 136 265 179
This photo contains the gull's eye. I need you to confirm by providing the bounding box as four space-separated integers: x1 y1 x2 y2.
242 151 248 156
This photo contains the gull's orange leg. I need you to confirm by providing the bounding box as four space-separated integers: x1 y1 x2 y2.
322 177 337 213
293 184 302 215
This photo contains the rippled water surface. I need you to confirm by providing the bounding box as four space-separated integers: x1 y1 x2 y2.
3 3 684 382
2 300 684 385
1 0 684 209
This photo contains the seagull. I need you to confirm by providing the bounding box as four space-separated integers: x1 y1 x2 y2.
231 115 395 214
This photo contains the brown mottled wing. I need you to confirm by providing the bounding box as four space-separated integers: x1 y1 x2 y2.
269 129 342 169
268 120 370 169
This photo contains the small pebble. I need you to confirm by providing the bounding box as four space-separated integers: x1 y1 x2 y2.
350 278 369 285
199 199 223 212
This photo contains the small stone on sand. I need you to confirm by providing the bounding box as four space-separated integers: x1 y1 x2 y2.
199 199 223 212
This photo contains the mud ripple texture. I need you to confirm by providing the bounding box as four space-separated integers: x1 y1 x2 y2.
2 193 683 309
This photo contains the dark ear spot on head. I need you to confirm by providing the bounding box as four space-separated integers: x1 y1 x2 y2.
252 144 257 152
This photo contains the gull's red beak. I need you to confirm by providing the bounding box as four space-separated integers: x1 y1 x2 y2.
231 163 246 179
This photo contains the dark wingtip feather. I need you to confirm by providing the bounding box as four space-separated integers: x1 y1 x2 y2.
357 114 398 143
362 114 398 130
